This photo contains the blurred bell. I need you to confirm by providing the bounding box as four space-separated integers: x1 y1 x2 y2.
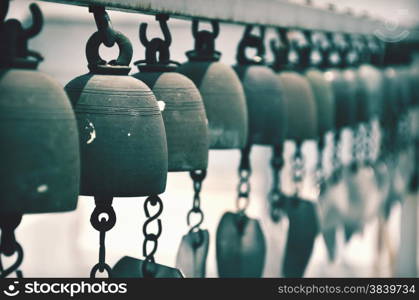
177 20 248 149
132 16 208 172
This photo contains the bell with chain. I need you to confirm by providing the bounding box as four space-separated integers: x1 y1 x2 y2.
177 19 248 149
270 28 319 278
0 2 80 278
216 25 288 278
299 30 336 260
121 15 208 278
64 7 168 278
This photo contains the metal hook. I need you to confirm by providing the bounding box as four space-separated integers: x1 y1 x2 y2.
0 0 9 25
137 14 175 68
22 3 43 40
89 6 115 47
237 25 266 65
187 19 221 61
191 19 219 39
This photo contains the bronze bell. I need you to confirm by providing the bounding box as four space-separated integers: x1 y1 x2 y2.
234 26 286 146
271 30 317 142
177 20 248 149
65 29 167 197
0 3 80 214
132 16 208 172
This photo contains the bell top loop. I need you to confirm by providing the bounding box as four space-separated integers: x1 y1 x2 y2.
236 25 266 65
86 30 133 75
0 0 9 25
186 19 221 62
135 14 180 72
0 3 43 69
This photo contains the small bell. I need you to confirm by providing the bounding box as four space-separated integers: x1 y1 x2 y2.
0 3 80 277
132 15 209 172
233 25 286 146
65 21 167 197
64 8 168 278
177 20 248 149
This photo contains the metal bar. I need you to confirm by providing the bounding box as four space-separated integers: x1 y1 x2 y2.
38 0 391 35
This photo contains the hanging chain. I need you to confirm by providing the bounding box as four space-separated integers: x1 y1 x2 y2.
237 145 252 214
269 144 285 222
0 214 23 278
291 142 305 203
315 138 326 198
187 170 207 232
142 194 163 277
90 196 115 278
332 131 343 183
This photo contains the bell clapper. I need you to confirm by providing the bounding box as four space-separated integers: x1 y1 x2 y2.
89 196 115 278
0 214 23 278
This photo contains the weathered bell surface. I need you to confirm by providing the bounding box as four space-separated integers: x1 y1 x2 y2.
276 71 317 142
133 72 208 172
0 3 80 214
234 65 286 146
234 27 286 146
178 20 247 149
0 69 80 214
305 68 335 137
178 62 248 149
65 30 167 197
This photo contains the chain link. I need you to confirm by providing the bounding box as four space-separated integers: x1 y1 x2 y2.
236 146 251 213
90 196 115 278
291 143 305 199
187 170 207 234
142 195 163 277
332 131 343 182
269 144 285 222
0 214 23 278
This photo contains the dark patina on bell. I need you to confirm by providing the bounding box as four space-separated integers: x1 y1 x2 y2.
177 20 247 149
132 16 208 172
0 3 80 214
234 26 286 146
65 29 167 197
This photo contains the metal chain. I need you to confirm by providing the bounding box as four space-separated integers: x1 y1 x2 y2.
142 194 163 277
315 140 326 198
0 214 23 278
269 144 285 222
332 131 343 182
237 145 252 214
90 196 115 278
291 143 305 201
187 170 207 232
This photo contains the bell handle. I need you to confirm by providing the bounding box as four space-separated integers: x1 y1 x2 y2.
236 25 266 65
86 30 133 74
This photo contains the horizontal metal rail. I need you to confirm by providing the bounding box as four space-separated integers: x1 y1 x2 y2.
38 0 393 34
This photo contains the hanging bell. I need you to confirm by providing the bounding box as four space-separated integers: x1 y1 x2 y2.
0 3 80 214
233 25 286 146
132 15 208 172
65 24 167 197
0 3 80 278
177 20 248 149
271 31 317 142
302 31 335 140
